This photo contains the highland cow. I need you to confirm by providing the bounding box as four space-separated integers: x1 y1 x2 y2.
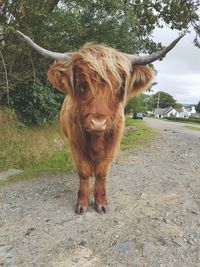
17 30 185 214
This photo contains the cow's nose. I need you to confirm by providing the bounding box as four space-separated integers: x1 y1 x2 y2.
90 117 107 131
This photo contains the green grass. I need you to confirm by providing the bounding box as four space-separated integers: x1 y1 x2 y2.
0 109 75 184
0 110 155 185
184 125 200 131
121 117 155 150
0 149 74 187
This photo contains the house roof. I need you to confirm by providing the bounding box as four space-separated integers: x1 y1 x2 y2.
154 106 197 116
174 108 182 113
154 107 173 115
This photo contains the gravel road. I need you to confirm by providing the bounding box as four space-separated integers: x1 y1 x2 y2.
0 118 200 267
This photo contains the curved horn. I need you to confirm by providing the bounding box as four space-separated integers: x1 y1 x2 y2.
17 30 70 61
127 32 186 65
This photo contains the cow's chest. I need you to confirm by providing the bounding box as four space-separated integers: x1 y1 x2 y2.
87 134 106 162
86 131 114 162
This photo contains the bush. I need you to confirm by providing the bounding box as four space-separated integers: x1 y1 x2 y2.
9 85 64 125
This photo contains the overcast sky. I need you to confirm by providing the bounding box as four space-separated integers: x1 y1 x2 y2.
151 27 200 105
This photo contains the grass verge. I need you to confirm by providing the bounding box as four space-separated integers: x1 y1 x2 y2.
184 125 200 131
0 110 155 185
0 109 74 185
163 116 200 124
121 117 155 150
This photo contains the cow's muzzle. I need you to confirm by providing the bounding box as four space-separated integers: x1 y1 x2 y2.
83 114 110 133
90 117 107 132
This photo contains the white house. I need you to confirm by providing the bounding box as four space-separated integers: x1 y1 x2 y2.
154 106 197 118
154 107 174 118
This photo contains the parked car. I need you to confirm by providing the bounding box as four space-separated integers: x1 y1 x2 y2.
132 112 143 120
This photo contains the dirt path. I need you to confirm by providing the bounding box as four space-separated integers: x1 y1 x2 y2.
0 118 200 267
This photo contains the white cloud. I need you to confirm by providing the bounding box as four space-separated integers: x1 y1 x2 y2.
151 27 200 104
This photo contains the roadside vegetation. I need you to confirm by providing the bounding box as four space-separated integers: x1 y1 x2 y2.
184 125 200 131
0 109 74 179
121 117 155 150
0 109 155 184
163 116 200 124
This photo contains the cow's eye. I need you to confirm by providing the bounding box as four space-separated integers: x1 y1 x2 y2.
80 87 85 94
116 86 125 99
80 82 88 95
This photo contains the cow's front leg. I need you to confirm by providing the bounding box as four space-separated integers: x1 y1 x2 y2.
76 175 90 214
76 161 92 214
94 163 109 214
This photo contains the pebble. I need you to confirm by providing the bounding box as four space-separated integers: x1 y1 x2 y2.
79 240 87 247
142 242 156 256
0 169 23 181
112 240 135 253
172 237 186 247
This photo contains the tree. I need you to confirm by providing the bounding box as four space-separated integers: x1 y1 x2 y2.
125 93 154 114
0 0 199 123
126 95 145 114
143 94 155 112
196 101 200 113
152 91 177 108
174 102 183 109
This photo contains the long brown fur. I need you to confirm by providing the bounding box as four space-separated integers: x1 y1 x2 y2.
48 43 154 214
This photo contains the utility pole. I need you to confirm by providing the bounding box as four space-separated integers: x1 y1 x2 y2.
156 91 160 118
156 91 160 110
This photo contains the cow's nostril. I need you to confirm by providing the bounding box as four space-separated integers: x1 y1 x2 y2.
90 118 107 131
91 118 107 125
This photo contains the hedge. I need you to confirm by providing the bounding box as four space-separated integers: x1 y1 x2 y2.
164 116 200 124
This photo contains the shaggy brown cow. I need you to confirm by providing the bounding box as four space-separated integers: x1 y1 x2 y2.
17 31 185 214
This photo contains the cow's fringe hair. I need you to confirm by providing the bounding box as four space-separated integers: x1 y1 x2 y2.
48 43 154 100
75 43 131 92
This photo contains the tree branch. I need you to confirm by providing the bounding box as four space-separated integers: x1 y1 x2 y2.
0 50 10 105
29 52 36 85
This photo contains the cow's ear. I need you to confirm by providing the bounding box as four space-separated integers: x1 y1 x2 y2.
127 65 154 99
48 61 73 95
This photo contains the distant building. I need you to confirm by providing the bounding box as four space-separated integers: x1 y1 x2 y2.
154 107 173 118
154 106 197 118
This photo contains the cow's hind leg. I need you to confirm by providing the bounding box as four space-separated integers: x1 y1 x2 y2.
94 162 109 214
76 161 92 214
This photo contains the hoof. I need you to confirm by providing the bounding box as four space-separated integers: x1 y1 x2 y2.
95 204 108 214
75 205 89 215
